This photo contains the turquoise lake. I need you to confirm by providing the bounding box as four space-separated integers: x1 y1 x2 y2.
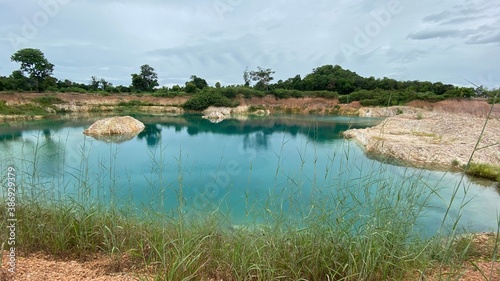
1 114 499 237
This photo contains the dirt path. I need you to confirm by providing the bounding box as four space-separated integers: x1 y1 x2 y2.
1 252 141 281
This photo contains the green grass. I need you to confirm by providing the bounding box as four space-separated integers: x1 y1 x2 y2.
465 163 500 182
117 100 154 107
32 95 65 106
0 100 48 115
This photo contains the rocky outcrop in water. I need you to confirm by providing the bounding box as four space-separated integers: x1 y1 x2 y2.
202 106 270 123
83 116 145 142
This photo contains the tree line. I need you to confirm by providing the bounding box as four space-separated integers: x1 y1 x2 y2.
1 48 497 109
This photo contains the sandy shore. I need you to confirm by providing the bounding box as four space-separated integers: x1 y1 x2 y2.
344 110 500 169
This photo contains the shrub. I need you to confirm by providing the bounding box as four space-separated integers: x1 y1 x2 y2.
185 82 198 94
0 100 47 115
310 90 338 99
117 100 149 107
183 90 238 111
272 89 303 99
61 87 87 93
32 96 65 106
237 87 266 98
152 91 185 98
465 163 500 182
220 87 237 99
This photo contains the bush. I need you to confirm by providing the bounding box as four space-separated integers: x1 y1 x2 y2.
272 89 303 99
117 100 151 107
183 89 238 111
338 89 446 105
0 100 47 115
152 91 185 98
32 96 65 106
185 82 198 94
220 87 237 99
61 87 87 93
465 163 500 182
415 92 446 102
237 87 266 98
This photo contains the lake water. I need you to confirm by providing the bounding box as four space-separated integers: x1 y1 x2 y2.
1 114 499 236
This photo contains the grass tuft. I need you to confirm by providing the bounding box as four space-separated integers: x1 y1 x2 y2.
465 163 500 182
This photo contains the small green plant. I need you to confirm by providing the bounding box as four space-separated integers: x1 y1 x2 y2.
0 100 48 115
182 89 238 111
248 105 265 112
451 159 460 167
32 95 65 106
117 100 152 107
465 163 500 182
416 112 424 120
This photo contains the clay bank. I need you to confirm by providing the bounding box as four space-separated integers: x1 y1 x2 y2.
344 110 500 169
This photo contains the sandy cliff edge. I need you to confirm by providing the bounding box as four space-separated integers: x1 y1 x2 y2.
344 111 500 169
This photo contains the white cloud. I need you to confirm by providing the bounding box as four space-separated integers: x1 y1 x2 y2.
0 0 499 88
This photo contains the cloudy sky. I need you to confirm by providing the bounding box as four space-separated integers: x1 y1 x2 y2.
0 0 499 88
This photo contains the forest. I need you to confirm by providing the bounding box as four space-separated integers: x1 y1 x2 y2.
1 48 497 110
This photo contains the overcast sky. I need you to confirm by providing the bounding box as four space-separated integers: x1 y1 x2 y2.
1 0 499 88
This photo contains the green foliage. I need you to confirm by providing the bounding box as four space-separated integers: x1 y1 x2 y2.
272 89 304 99
60 86 87 93
219 87 237 99
117 100 152 107
151 89 187 98
249 66 275 90
32 96 65 106
184 82 198 94
271 89 340 99
487 89 499 104
131 64 159 92
0 100 48 115
443 88 475 98
236 86 266 98
152 88 186 98
465 163 500 182
11 48 54 91
338 89 446 106
182 88 238 110
89 76 113 92
7 70 33 91
189 75 208 90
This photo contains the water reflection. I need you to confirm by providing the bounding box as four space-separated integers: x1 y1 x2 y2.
137 124 162 147
0 114 499 236
243 131 271 150
142 115 377 144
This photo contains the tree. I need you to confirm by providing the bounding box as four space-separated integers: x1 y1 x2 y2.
243 67 251 87
185 82 198 93
10 48 54 92
90 76 100 90
131 64 159 92
190 75 208 90
249 66 275 90
9 70 31 91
